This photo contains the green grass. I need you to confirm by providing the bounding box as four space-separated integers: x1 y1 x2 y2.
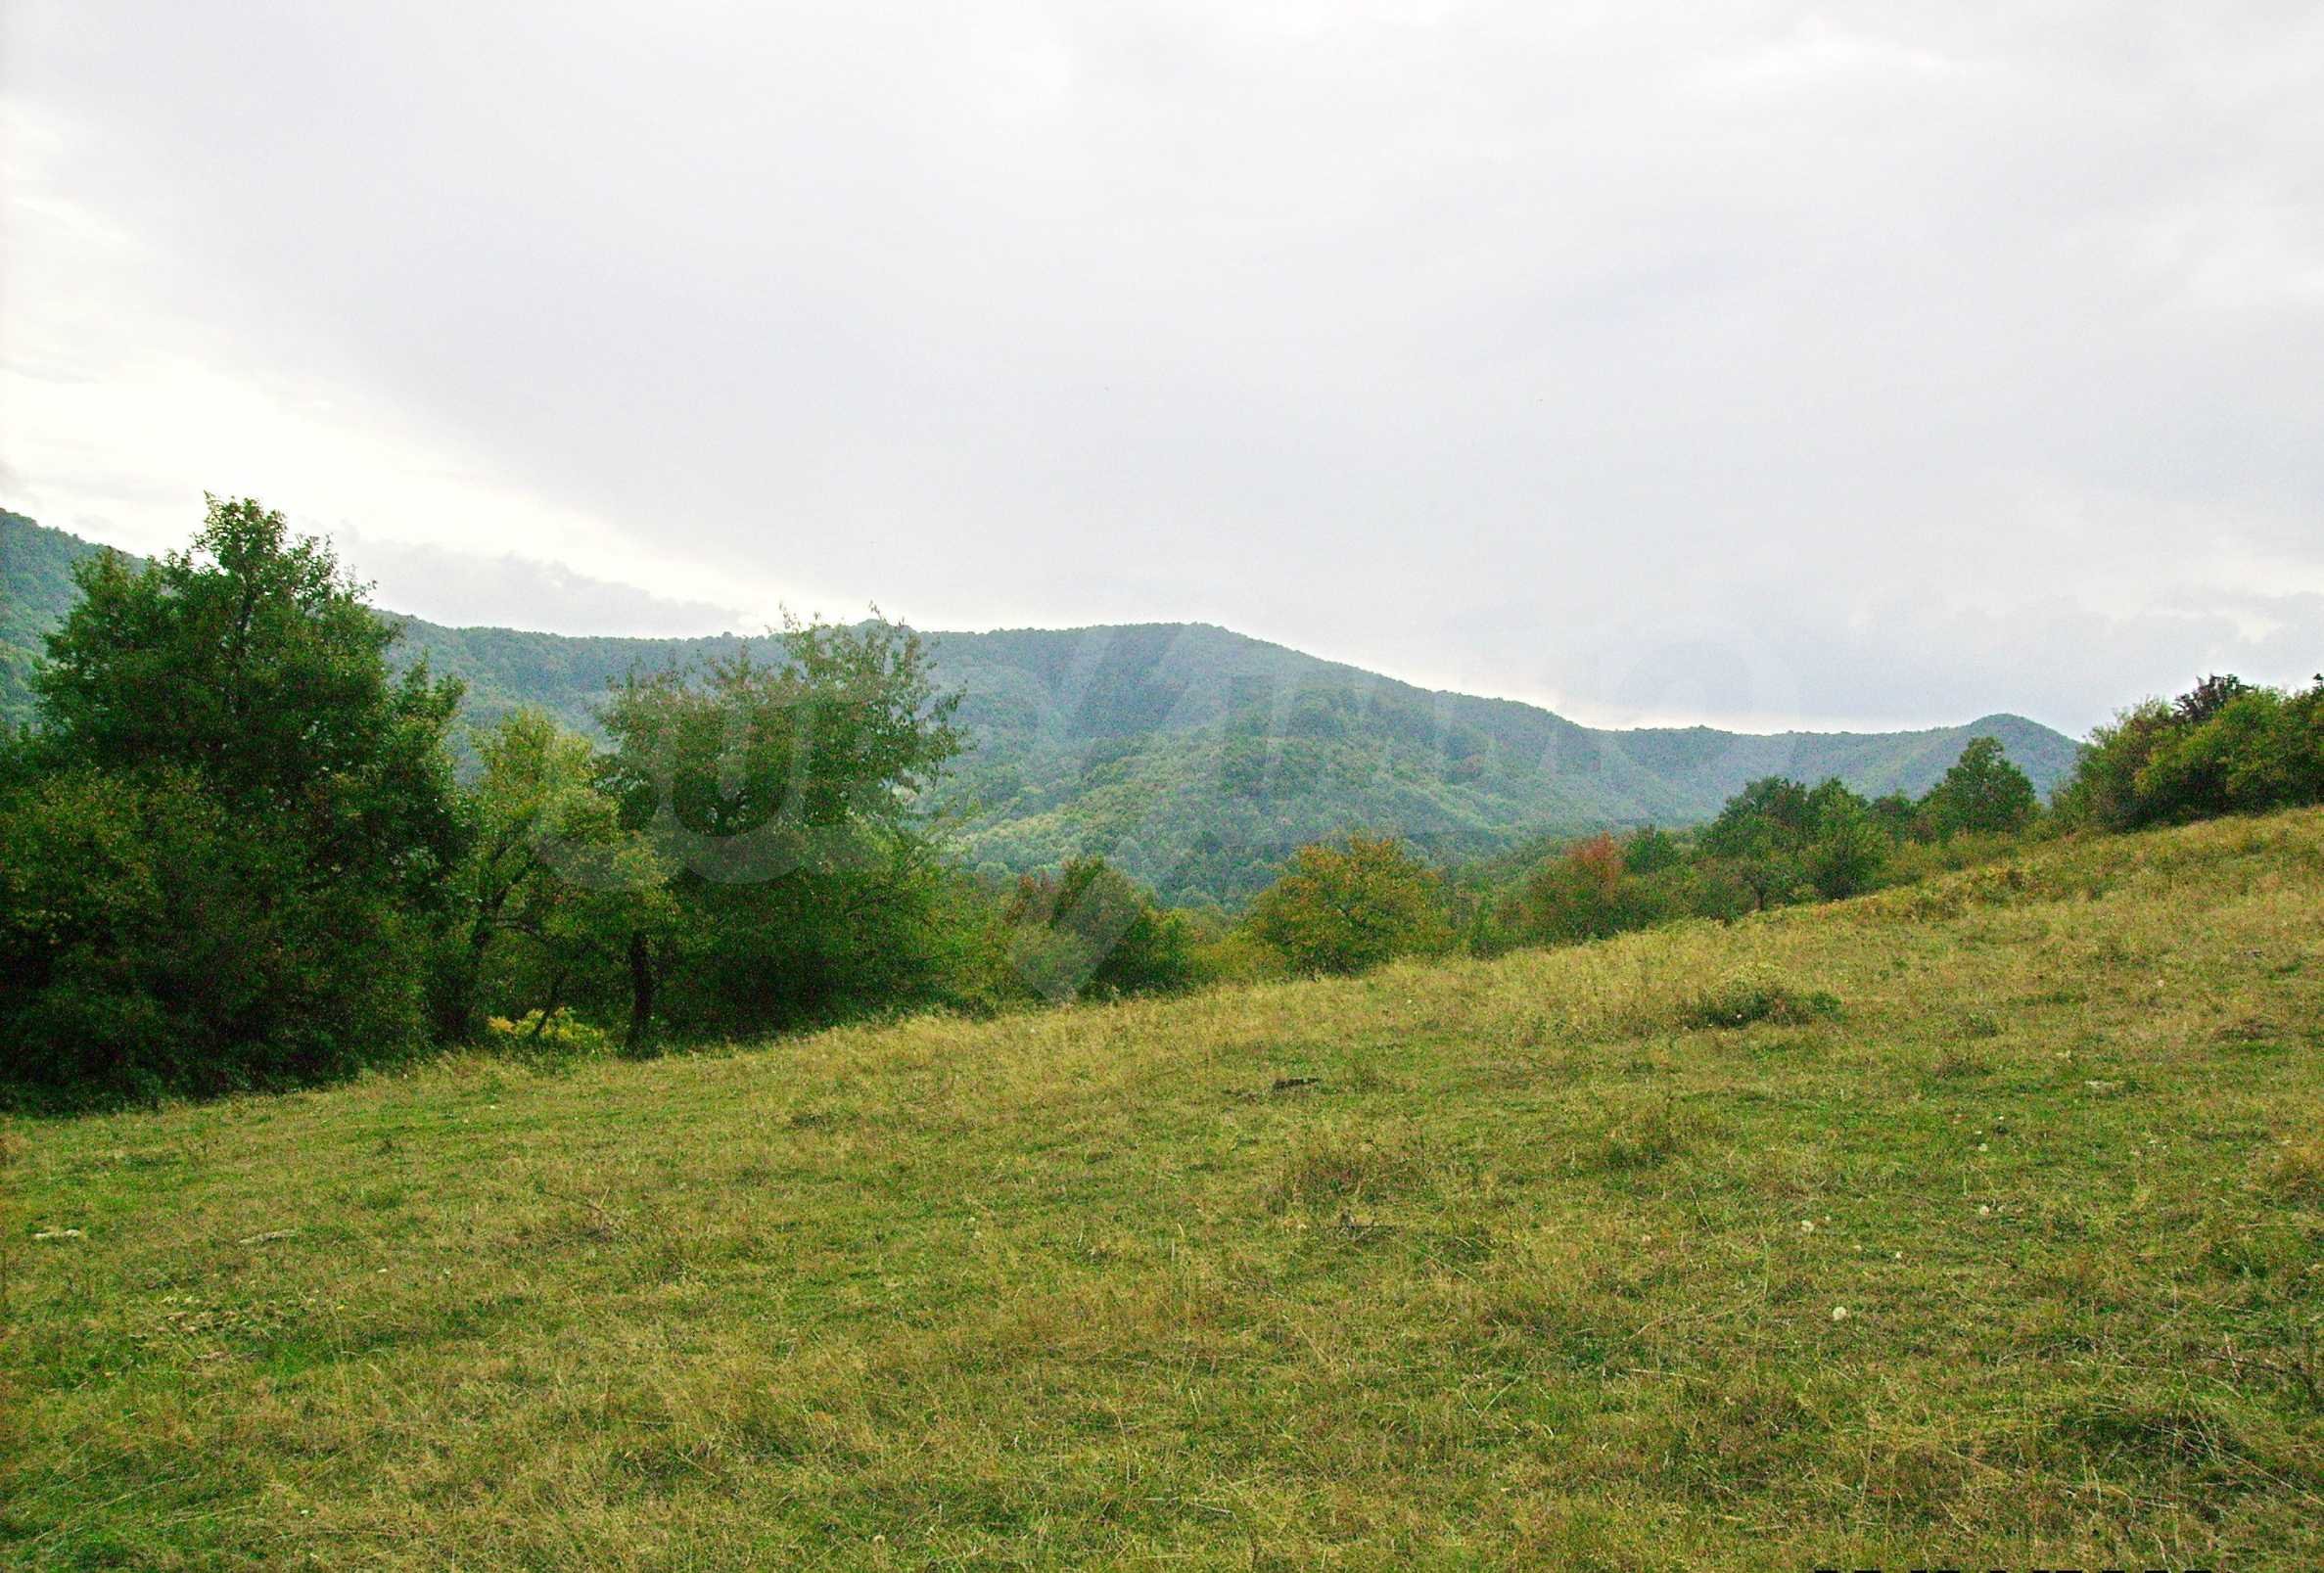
7 811 2324 1568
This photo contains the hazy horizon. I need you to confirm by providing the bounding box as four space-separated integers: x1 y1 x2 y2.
11 505 2082 739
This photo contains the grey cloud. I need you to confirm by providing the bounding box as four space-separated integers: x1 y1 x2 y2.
334 532 749 639
3 1 2318 734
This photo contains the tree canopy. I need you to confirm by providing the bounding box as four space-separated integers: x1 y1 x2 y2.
2062 673 2324 830
1249 834 1449 975
1922 735 2039 837
594 620 965 1043
0 498 466 1100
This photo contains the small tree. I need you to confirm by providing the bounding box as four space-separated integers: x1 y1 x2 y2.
2056 700 2174 829
451 710 670 1043
1249 834 1448 975
1519 833 1639 944
1694 775 1891 909
2175 672 2252 727
1801 781 1889 899
1003 856 1192 1000
1920 735 2038 838
1698 777 1813 911
1624 825 1683 874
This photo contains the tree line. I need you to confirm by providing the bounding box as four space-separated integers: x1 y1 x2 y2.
1261 669 2322 971
0 501 1212 1104
3 499 2317 1105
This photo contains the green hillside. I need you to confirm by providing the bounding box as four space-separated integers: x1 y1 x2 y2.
7 809 2321 1567
0 510 88 726
0 510 2080 902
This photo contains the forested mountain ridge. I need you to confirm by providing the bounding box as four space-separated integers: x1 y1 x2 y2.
0 510 2079 902
0 510 88 725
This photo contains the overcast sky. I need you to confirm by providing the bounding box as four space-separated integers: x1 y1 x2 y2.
3 3 2318 735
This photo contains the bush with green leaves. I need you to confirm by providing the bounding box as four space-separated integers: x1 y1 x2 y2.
0 766 441 1100
1681 965 1841 1029
1250 833 1449 975
1003 856 1193 1001
2062 673 2324 830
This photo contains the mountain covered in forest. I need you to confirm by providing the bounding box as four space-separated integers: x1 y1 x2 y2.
1 510 2079 903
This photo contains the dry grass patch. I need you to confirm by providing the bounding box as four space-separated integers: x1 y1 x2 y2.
2260 1133 2324 1207
1264 1117 1432 1217
1590 1095 1718 1173
1676 963 1841 1031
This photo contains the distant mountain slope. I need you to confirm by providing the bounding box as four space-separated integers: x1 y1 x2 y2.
0 510 94 725
0 511 2082 902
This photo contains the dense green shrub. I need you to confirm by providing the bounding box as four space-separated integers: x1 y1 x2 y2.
2061 674 2324 830
1799 780 1890 899
1250 834 1449 975
1003 856 1194 1000
0 765 434 1101
1681 966 1841 1030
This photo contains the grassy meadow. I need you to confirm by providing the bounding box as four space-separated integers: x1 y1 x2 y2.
6 810 2324 1568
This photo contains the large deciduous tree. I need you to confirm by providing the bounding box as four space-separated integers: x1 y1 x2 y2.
0 496 466 1101
594 617 962 1045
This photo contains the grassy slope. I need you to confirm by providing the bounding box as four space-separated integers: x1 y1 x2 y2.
8 814 2324 1567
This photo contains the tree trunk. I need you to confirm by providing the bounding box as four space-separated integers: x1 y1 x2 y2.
625 932 657 1058
528 969 569 1041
